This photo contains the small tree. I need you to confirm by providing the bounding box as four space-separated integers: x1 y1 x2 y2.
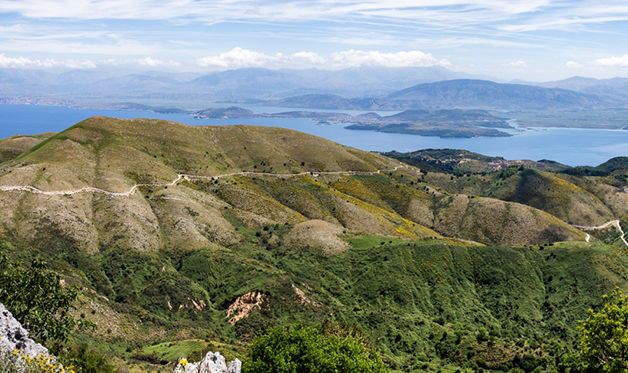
0 253 78 347
243 325 386 373
571 289 627 372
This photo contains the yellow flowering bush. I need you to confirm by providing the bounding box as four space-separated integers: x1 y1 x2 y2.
0 349 76 373
178 357 189 366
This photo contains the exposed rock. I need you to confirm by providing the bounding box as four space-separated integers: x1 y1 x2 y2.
0 303 48 358
174 351 241 373
226 291 264 325
0 303 58 371
292 283 319 307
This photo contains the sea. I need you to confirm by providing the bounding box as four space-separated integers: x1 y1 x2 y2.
1 104 627 166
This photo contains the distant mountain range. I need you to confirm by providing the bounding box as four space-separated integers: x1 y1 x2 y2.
0 66 466 102
536 76 628 102
1 67 627 111
270 79 620 110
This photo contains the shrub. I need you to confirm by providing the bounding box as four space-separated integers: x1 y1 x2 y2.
0 253 78 346
63 344 116 373
568 289 627 372
243 325 386 373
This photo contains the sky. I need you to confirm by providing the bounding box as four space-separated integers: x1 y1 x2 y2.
1 0 628 81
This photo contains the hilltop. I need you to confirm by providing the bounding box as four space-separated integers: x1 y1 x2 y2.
0 133 52 163
0 117 625 371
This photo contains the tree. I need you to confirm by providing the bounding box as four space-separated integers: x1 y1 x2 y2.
243 325 386 373
0 253 78 347
570 289 627 372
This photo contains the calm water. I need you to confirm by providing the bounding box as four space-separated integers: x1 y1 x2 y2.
1 104 627 166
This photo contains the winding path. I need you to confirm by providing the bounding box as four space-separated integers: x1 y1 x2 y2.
2 164 624 249
574 220 628 248
0 165 407 197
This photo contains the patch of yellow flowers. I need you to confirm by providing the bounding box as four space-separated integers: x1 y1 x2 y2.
10 349 76 373
178 357 189 366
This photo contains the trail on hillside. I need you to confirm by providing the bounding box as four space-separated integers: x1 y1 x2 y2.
574 220 628 248
0 165 405 197
2 164 625 249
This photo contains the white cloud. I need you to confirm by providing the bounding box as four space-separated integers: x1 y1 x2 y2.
565 60 583 68
137 57 180 67
0 53 96 69
197 48 276 68
0 1 552 22
197 48 450 70
292 51 326 65
595 55 628 67
330 50 450 68
506 60 527 67
4 0 626 34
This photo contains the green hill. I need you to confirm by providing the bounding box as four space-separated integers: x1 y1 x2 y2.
0 132 52 163
0 117 625 371
386 150 626 227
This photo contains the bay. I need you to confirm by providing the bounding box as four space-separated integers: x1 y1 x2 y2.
1 104 626 166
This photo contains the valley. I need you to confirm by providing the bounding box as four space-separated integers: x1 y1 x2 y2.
0 117 626 371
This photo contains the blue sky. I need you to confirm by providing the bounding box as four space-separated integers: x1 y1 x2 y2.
1 0 628 81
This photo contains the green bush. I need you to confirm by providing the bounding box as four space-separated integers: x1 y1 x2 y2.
243 325 386 373
63 343 116 373
0 253 78 346
568 289 627 372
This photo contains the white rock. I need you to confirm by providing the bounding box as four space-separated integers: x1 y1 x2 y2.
0 303 49 358
174 351 242 373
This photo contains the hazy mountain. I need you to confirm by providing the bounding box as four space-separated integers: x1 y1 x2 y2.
3 68 626 111
539 76 628 101
267 79 621 110
0 66 468 103
266 94 388 110
386 79 618 110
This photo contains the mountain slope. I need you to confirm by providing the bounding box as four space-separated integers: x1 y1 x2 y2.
540 76 628 101
0 133 52 163
386 79 616 109
0 117 586 256
386 150 625 227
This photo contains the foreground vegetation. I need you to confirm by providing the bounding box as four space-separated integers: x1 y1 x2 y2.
1 235 626 372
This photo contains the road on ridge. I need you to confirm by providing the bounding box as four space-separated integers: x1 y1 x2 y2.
1 164 625 249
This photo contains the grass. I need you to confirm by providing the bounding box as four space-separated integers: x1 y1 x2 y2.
138 339 209 362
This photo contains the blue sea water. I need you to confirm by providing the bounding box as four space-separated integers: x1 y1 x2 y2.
1 104 626 166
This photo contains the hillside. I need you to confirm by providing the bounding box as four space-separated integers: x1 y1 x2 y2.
386 79 616 110
0 133 52 163
0 118 625 371
0 117 588 254
386 150 627 227
382 149 569 174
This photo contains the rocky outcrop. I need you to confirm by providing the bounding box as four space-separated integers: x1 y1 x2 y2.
174 351 241 373
0 303 58 371
226 291 264 325
1 303 48 358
